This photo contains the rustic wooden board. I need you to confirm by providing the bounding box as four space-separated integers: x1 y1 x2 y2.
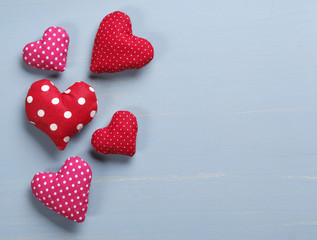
1 0 317 239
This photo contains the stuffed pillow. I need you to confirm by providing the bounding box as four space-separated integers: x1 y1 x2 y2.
23 26 69 72
90 11 154 73
31 156 92 222
25 79 98 150
91 111 138 156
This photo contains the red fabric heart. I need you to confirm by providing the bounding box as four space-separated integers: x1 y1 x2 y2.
91 111 138 156
22 26 69 72
31 156 92 222
25 79 98 150
90 11 154 73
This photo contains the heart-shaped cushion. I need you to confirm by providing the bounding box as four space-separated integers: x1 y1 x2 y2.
25 79 98 150
91 111 138 156
23 26 69 72
31 156 92 222
90 11 154 73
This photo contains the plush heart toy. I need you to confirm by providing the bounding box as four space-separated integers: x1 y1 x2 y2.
31 156 92 222
23 26 69 72
91 111 138 156
25 79 98 150
90 11 154 73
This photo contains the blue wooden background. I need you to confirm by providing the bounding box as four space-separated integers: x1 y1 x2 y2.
1 0 317 239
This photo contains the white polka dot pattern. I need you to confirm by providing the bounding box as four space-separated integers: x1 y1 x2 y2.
31 156 92 223
90 11 154 73
22 26 69 72
91 111 138 156
25 79 98 150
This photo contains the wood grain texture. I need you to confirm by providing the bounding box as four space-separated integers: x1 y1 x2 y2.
1 0 317 239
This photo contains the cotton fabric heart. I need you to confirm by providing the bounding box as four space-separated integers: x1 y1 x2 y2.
31 156 92 222
25 79 98 150
91 111 138 156
23 26 69 72
90 11 154 73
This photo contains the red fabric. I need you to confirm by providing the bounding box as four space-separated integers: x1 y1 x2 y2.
31 156 92 223
25 79 98 150
91 111 138 156
90 11 154 73
22 26 69 72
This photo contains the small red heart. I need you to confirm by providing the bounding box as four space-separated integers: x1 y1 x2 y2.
91 111 138 156
22 26 69 72
25 79 98 150
31 156 92 222
90 11 154 73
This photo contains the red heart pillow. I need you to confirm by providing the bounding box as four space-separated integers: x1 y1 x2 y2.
31 156 92 222
23 26 69 72
25 79 98 150
90 11 154 73
91 111 138 156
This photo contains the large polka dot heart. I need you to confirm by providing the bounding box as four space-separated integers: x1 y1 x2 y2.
90 11 154 73
22 26 69 72
31 156 92 222
25 79 98 150
91 111 138 156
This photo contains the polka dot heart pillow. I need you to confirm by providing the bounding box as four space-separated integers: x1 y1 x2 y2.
31 156 92 222
25 79 98 150
23 26 69 72
90 11 154 73
91 111 138 156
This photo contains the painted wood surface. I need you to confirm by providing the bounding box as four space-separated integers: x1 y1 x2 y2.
1 0 317 239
